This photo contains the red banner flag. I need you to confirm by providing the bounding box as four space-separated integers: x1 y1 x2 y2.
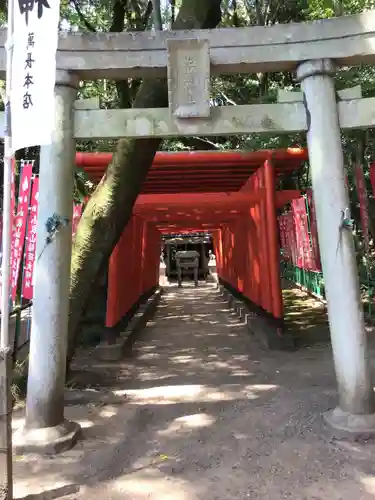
22 178 39 300
279 211 297 263
287 212 297 264
279 214 290 260
0 158 17 252
10 163 33 301
72 203 83 237
10 158 16 225
278 215 287 256
355 163 370 252
0 159 19 300
306 190 321 271
292 197 313 270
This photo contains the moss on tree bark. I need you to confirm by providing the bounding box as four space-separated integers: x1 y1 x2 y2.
67 0 222 364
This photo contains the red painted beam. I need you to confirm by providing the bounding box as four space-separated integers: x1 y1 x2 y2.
85 167 299 183
158 223 222 230
159 229 220 234
139 210 241 220
141 178 250 185
87 164 298 175
90 179 248 188
158 221 225 231
84 163 301 175
76 148 307 167
133 191 261 213
147 215 240 224
140 184 244 190
134 190 297 212
140 187 242 194
158 222 221 229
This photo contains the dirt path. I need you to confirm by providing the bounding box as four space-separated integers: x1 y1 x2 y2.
12 283 375 499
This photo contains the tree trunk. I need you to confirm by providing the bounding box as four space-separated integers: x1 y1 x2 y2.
67 0 222 364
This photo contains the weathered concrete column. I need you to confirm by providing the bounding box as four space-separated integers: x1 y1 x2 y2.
14 71 81 454
297 59 375 437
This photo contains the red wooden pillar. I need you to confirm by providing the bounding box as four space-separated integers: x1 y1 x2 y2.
241 172 260 307
226 223 235 287
243 210 258 305
140 219 148 294
221 224 230 284
213 229 223 279
228 224 236 288
233 218 245 293
106 216 136 327
241 172 264 309
149 225 161 289
141 220 160 293
132 216 144 300
256 169 272 313
106 237 122 328
145 223 154 291
263 159 283 319
251 206 262 307
221 225 226 281
232 221 239 292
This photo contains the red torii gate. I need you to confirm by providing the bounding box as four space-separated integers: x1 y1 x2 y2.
75 148 307 329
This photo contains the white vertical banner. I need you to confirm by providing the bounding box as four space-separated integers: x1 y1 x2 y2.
10 0 60 152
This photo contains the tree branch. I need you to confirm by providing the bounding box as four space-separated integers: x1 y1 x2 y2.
70 0 97 32
170 0 175 23
109 0 132 108
142 1 153 27
110 0 127 32
232 0 239 27
182 137 221 150
152 0 163 30
220 91 237 106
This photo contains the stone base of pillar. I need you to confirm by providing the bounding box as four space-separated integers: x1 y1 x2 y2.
323 406 375 441
14 419 81 455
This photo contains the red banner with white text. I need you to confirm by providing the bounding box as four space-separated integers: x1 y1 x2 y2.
306 190 321 271
11 158 16 227
10 163 33 301
279 195 322 272
291 197 313 270
1 169 84 302
22 178 39 300
0 158 16 252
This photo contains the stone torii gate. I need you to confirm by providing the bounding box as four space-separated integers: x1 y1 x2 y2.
2 11 375 452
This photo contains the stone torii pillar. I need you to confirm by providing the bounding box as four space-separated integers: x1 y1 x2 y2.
297 59 375 437
15 71 81 454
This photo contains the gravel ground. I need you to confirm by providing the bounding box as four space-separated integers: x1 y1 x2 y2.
12 283 375 499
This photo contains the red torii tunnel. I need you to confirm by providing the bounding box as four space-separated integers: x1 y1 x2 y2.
75 148 308 331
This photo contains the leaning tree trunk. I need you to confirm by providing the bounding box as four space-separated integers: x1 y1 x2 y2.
67 0 222 364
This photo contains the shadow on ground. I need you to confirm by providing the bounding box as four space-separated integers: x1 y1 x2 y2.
12 283 375 500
